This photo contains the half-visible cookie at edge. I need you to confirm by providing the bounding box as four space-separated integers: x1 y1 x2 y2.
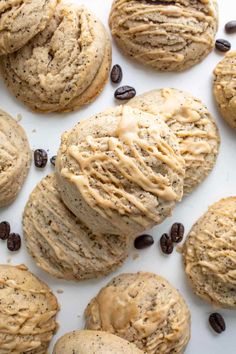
23 174 131 281
0 264 59 353
109 0 218 71
0 109 31 207
53 330 144 354
0 0 58 55
183 197 236 309
84 272 191 354
127 88 220 195
55 105 185 238
1 3 111 113
213 51 236 130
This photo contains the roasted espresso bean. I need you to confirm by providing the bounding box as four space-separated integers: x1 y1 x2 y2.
134 234 154 249
34 149 48 168
215 39 231 52
0 221 10 240
7 233 21 252
225 21 236 34
111 64 123 84
50 155 57 166
160 233 173 254
171 222 184 243
114 86 136 100
209 313 226 334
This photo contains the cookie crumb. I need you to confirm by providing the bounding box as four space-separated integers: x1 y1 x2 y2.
132 253 139 260
57 289 64 294
16 114 22 122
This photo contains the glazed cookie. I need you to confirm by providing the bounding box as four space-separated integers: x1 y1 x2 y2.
23 174 130 281
1 3 111 113
85 272 191 354
0 264 59 353
183 197 236 308
213 51 236 130
0 109 31 207
0 0 58 55
53 330 144 354
127 88 220 195
56 106 185 238
109 0 218 71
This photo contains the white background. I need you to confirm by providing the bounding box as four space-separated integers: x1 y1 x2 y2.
0 0 236 352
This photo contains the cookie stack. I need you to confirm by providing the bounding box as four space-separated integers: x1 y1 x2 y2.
0 0 111 113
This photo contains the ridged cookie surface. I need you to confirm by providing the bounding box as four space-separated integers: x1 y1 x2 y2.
0 264 59 353
183 197 236 308
0 0 58 55
213 51 236 130
56 106 185 238
53 330 144 354
0 109 31 207
1 3 111 113
109 0 218 71
85 272 191 354
23 174 130 281
127 88 220 195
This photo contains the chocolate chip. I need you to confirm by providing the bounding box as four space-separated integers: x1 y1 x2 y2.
114 86 136 100
50 155 57 166
170 223 184 243
215 39 231 52
225 21 236 34
7 233 21 252
134 234 154 249
209 313 226 334
160 233 173 254
0 221 10 240
111 64 123 84
34 149 48 168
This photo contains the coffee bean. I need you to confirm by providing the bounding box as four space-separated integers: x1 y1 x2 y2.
171 222 184 243
160 233 173 254
34 149 48 168
209 313 226 334
225 21 236 34
50 155 57 166
0 221 10 240
114 86 136 100
7 233 21 252
134 234 154 249
215 39 231 52
111 64 123 84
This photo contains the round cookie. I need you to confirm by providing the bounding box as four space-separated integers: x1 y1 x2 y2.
183 197 236 309
109 0 218 72
84 272 191 354
1 3 111 113
213 51 236 130
53 330 144 354
0 264 59 353
0 109 31 207
56 105 185 238
127 88 220 195
0 0 58 56
23 174 130 281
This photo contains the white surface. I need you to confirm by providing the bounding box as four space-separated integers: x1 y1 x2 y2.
0 0 236 353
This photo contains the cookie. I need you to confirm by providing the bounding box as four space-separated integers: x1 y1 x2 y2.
23 174 130 281
53 330 144 354
183 197 236 308
127 88 220 195
0 0 58 55
109 0 218 71
56 106 185 238
0 264 59 353
213 51 236 130
84 272 191 354
1 3 111 113
0 109 31 207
